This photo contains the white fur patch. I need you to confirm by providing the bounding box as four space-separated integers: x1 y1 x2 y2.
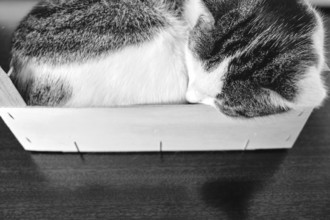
294 66 327 108
185 45 232 105
183 0 212 28
293 4 327 108
311 4 326 72
7 67 14 77
264 89 294 109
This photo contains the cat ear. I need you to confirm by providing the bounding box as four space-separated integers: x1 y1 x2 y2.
184 0 214 29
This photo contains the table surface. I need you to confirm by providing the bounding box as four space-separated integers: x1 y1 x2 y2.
1 4 330 220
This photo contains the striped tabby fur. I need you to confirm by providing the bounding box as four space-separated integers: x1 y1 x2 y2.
10 0 327 117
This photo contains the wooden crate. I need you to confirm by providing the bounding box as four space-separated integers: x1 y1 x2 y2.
309 0 330 7
0 67 312 152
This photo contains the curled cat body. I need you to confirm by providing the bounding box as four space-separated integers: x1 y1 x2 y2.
10 0 327 117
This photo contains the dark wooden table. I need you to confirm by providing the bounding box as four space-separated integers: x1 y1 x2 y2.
1 3 330 220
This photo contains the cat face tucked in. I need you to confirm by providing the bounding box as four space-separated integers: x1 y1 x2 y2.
184 0 327 117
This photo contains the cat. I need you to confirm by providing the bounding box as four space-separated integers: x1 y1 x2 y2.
10 0 327 117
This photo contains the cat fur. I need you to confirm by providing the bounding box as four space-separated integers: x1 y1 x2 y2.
10 0 327 117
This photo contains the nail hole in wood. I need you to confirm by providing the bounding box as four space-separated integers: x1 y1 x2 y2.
8 113 14 120
160 141 164 160
244 139 250 151
74 141 85 161
286 135 291 142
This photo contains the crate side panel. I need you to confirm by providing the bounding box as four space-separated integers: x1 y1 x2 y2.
0 67 26 107
0 105 312 152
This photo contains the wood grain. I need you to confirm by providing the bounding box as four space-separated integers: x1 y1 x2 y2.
0 106 312 152
309 0 330 7
0 67 26 107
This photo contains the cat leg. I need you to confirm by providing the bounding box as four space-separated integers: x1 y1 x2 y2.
10 58 73 106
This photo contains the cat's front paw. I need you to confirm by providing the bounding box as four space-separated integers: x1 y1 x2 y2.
213 92 287 118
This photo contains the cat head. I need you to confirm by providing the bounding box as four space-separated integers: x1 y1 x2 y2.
184 0 327 118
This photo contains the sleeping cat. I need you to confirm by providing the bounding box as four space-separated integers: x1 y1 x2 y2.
10 0 327 117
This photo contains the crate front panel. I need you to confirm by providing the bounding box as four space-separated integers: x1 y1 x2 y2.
0 105 312 152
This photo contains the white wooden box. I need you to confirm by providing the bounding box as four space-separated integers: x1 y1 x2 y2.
309 0 330 7
0 67 312 153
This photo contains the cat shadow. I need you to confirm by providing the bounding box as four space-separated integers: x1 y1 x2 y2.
200 151 288 220
28 153 196 219
1 114 289 220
